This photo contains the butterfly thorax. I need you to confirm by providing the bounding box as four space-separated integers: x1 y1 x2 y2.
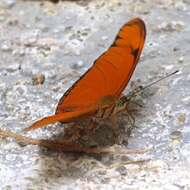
95 95 128 119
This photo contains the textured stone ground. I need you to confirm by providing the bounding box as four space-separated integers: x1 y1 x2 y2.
0 0 190 189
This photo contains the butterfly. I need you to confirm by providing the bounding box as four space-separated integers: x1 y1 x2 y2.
24 18 146 138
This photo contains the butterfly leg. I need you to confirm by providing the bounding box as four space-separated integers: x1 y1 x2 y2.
89 117 103 133
123 108 136 129
64 128 81 143
64 123 84 143
129 100 143 108
64 118 99 143
110 114 121 144
119 94 143 110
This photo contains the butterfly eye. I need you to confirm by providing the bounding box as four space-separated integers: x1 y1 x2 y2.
116 99 125 107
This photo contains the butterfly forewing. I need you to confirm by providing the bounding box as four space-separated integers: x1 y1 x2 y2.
56 18 146 114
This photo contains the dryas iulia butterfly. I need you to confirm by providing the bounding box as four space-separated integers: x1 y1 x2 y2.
24 17 146 132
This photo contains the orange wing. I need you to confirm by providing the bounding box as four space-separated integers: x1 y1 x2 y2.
25 18 146 131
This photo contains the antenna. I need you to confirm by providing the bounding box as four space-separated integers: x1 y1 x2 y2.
127 70 179 101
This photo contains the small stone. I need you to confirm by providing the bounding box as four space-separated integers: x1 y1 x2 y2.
71 60 85 69
17 49 25 56
130 2 150 14
101 36 108 40
121 155 130 162
178 56 184 63
177 113 186 125
115 166 128 176
32 73 45 85
15 86 25 95
174 1 187 11
173 47 179 52
3 185 12 190
157 21 185 32
7 18 19 26
12 84 28 96
3 0 16 8
5 153 17 162
170 131 182 140
182 96 190 105
1 41 12 52
6 63 20 72
64 26 73 34
0 16 5 22
24 38 38 47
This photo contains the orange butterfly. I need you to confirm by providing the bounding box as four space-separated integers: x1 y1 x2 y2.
24 18 146 133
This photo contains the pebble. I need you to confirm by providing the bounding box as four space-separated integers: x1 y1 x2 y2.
71 60 85 69
12 48 25 56
115 166 128 176
157 21 185 32
7 18 19 26
2 0 16 8
24 38 38 47
178 56 184 63
1 41 12 52
5 153 17 162
6 63 20 72
170 131 182 140
177 113 186 125
12 84 28 96
173 47 179 52
101 35 108 40
129 1 150 14
174 1 187 11
32 73 45 85
0 16 5 22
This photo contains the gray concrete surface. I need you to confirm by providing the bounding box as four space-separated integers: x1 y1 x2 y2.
0 0 190 189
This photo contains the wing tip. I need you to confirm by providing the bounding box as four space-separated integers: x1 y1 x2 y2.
128 17 146 37
24 118 49 132
23 123 40 132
